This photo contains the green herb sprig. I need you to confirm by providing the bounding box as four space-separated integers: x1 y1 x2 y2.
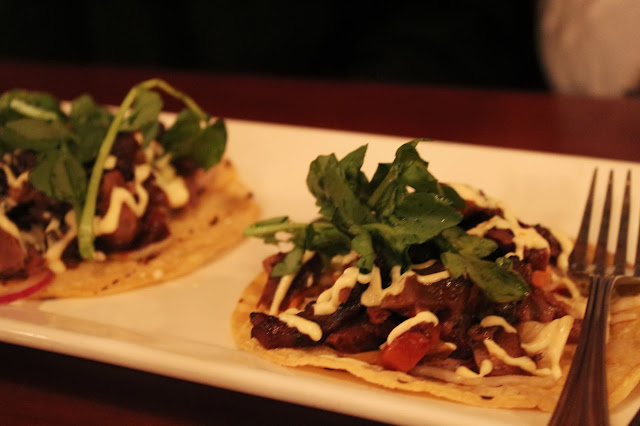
244 141 529 303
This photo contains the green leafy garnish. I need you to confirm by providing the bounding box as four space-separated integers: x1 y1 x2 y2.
247 141 463 272
0 79 226 261
78 78 222 260
436 226 529 302
441 252 529 302
245 141 530 303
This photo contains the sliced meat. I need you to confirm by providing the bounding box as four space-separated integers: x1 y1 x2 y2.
325 315 398 353
249 312 316 349
96 204 140 251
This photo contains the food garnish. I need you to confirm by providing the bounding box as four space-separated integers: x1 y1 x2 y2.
231 140 640 411
0 79 257 301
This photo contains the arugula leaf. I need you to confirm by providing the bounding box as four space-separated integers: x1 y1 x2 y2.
246 139 530 304
441 252 529 302
305 221 351 258
0 118 71 152
307 153 338 218
29 147 88 217
0 90 62 124
351 227 375 272
161 112 227 170
119 88 163 146
243 216 306 244
160 109 201 153
437 226 497 258
271 246 305 277
249 140 467 276
190 119 227 169
68 95 113 163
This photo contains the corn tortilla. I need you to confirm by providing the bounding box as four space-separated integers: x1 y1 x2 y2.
231 271 640 412
26 158 260 298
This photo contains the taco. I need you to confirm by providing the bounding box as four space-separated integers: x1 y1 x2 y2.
231 141 640 411
0 79 259 302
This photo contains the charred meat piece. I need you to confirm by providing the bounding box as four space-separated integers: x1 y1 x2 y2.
249 312 316 349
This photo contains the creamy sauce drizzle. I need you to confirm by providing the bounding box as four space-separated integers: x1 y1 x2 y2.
385 311 439 345
480 315 517 333
468 216 549 259
0 164 29 189
153 154 189 208
269 251 316 315
314 266 365 315
278 309 322 341
456 359 493 378
550 228 574 272
1 136 193 274
44 211 77 273
94 165 150 236
449 182 549 260
518 315 574 379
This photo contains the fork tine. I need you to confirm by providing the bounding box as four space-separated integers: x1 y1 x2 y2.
569 168 598 273
614 170 631 275
593 170 614 275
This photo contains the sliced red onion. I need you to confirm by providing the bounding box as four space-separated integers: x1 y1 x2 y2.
0 269 55 304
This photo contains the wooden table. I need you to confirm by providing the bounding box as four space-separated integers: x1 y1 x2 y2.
0 60 639 425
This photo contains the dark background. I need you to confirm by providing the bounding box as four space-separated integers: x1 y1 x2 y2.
0 1 548 92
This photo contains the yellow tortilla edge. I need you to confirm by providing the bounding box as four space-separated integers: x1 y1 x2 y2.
27 158 260 298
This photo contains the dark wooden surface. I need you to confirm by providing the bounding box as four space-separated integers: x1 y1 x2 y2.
0 60 639 425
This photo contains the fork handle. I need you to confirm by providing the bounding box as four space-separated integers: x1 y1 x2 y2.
548 275 615 426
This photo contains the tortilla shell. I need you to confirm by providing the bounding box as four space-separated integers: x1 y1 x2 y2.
231 271 640 412
28 158 259 298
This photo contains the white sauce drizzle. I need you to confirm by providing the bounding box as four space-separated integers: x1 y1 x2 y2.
468 216 549 260
278 309 323 341
269 251 316 315
103 155 117 170
269 275 295 315
449 182 550 260
94 164 150 236
456 359 494 378
385 311 439 345
483 339 543 375
314 266 366 315
152 154 189 208
360 266 404 307
549 228 574 272
411 259 437 270
44 211 77 273
480 315 517 333
1 137 194 273
0 164 29 189
517 315 574 379
415 270 451 284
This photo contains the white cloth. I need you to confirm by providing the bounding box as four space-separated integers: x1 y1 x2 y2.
538 0 640 97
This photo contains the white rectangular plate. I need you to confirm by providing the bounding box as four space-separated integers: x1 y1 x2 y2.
2 119 640 426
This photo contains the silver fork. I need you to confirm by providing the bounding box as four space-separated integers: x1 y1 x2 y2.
548 169 639 426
